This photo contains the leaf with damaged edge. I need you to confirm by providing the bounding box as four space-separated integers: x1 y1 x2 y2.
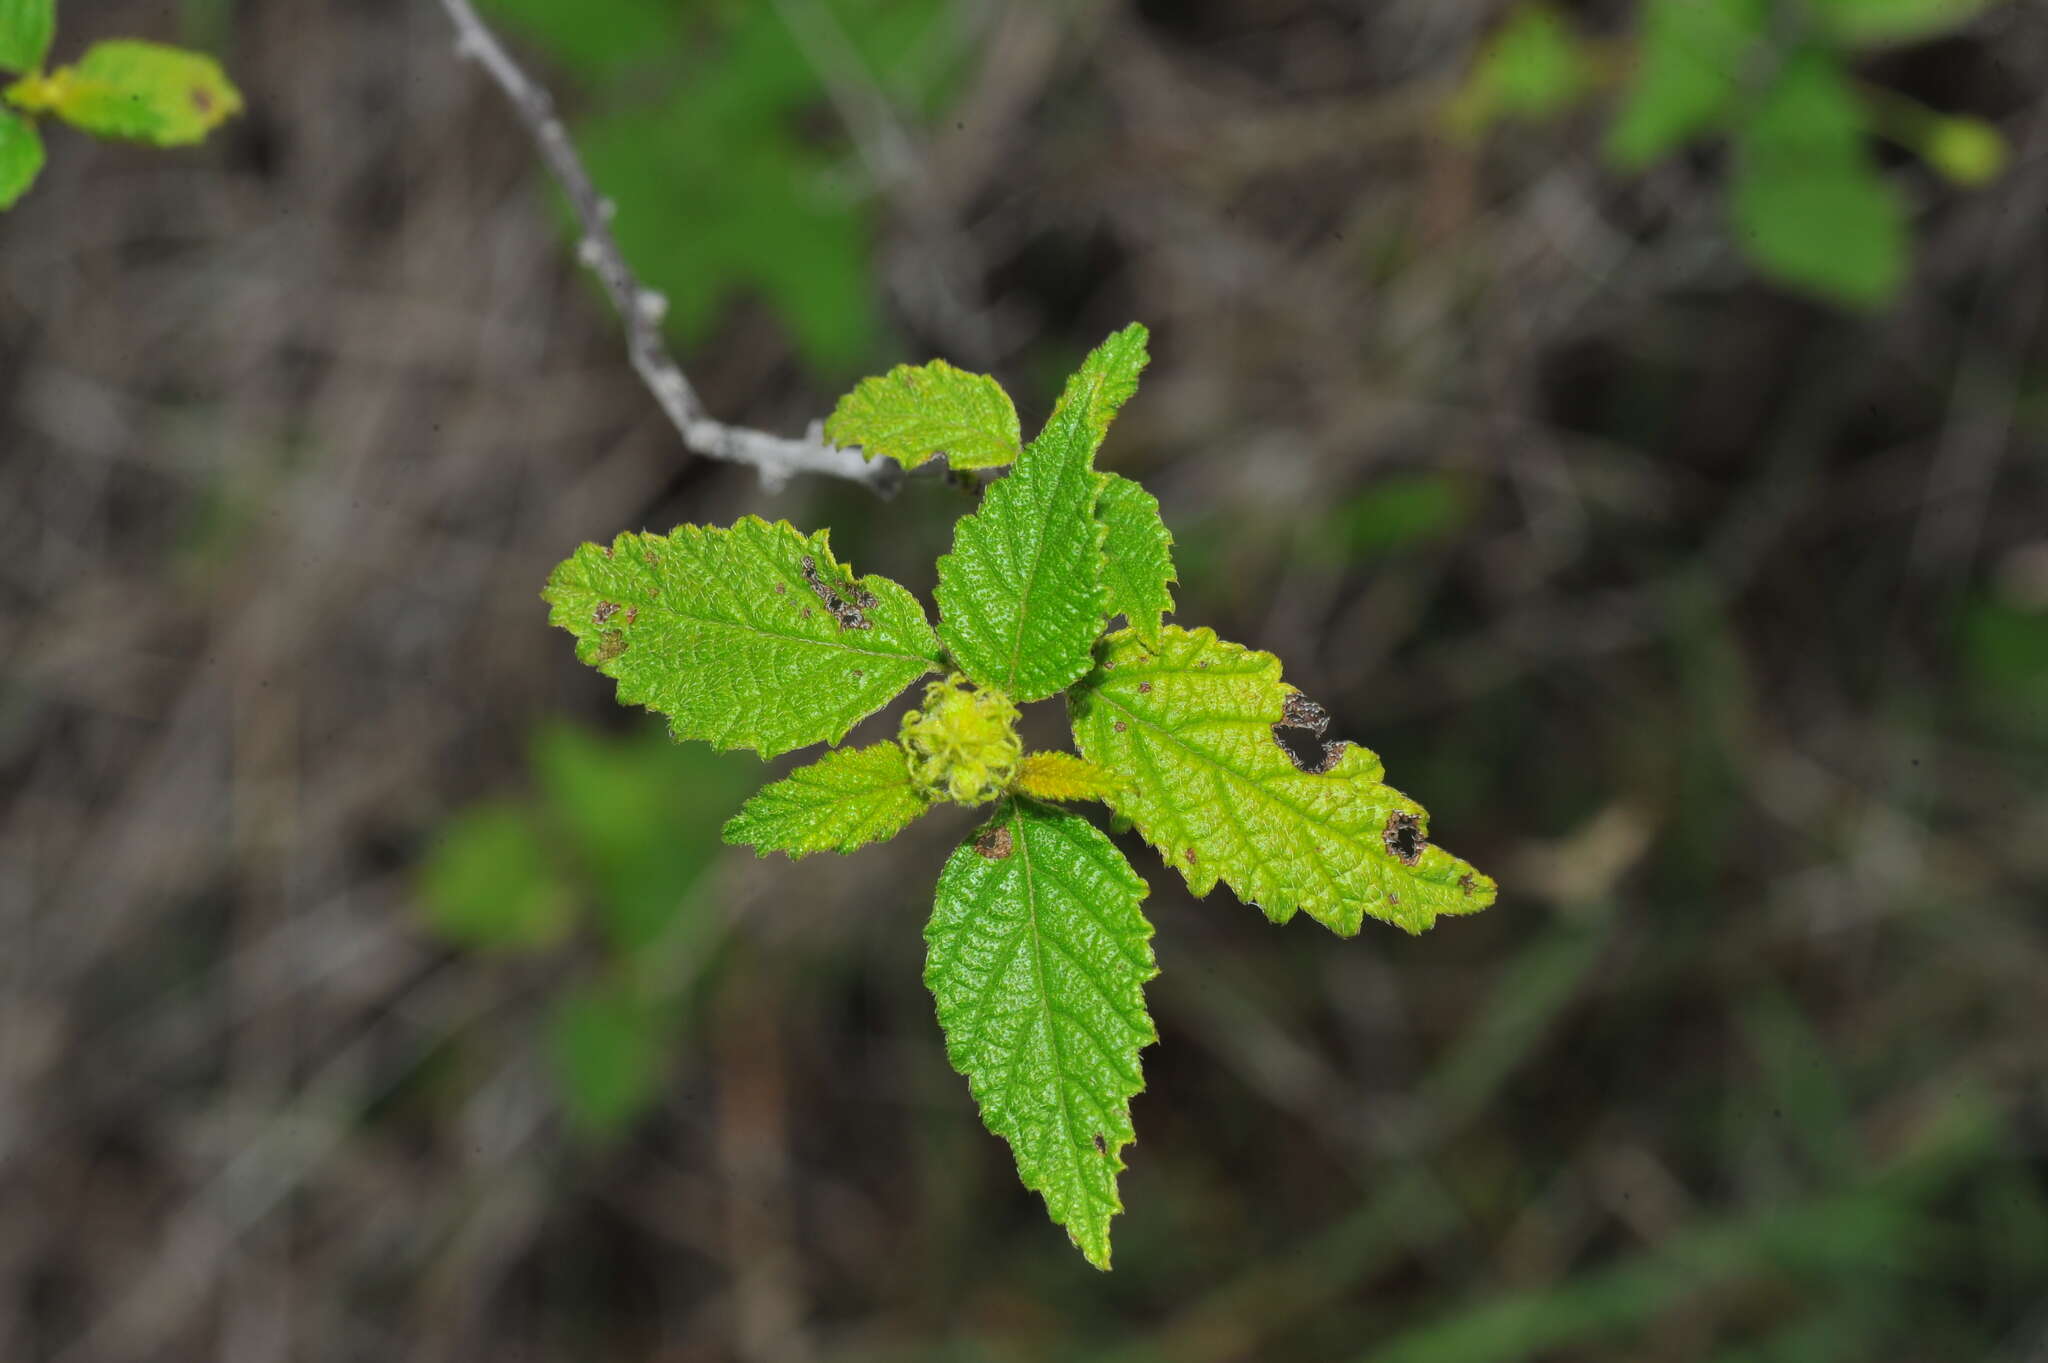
1011 752 1121 803
926 796 1158 1269
544 516 942 758
1095 473 1176 647
823 359 1022 470
934 325 1149 701
1069 626 1496 936
723 742 930 857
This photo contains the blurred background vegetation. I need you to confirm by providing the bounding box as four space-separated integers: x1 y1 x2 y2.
4 0 2047 1359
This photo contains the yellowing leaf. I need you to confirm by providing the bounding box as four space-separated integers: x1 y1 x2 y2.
1069 627 1496 936
0 0 54 75
543 517 942 757
926 797 1157 1269
1011 752 1121 803
19 41 242 147
823 359 1022 470
0 106 40 209
722 742 930 857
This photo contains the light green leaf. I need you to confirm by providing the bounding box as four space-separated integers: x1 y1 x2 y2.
824 359 1022 470
1607 0 1767 167
1069 627 1497 936
925 797 1157 1270
934 325 1149 702
0 0 53 75
1011 751 1121 804
1812 0 1996 45
723 741 930 857
543 516 942 757
417 802 574 952
1730 52 1905 309
1918 115 2007 187
1095 473 1176 648
17 42 242 147
547 984 667 1139
0 106 41 209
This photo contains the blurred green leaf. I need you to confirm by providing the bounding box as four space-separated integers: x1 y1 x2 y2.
1918 114 2007 186
530 721 757 955
1811 0 1999 46
0 106 41 208
1730 51 1906 308
1607 0 1767 167
0 0 53 75
1324 472 1473 561
27 41 242 146
1962 597 2048 732
1452 3 1596 135
418 801 575 952
547 0 953 370
481 0 682 77
547 983 667 1138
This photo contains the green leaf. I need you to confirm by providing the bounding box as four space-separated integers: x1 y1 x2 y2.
0 0 52 75
22 42 242 147
1069 627 1496 936
934 325 1149 702
547 984 667 1139
722 741 930 857
1011 751 1121 804
1451 2 1596 134
543 516 942 758
1730 52 1906 309
480 0 683 77
1607 0 1767 167
530 723 751 955
1095 473 1176 647
925 797 1158 1269
1918 115 2007 187
417 802 575 952
1812 0 1997 45
824 359 1022 470
0 106 41 209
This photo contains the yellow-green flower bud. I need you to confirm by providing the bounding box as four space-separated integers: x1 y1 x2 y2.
899 675 1022 806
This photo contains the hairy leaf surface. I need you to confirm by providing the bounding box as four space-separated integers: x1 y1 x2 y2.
926 797 1157 1269
1069 627 1496 935
824 359 1022 470
934 326 1148 701
0 107 39 208
1011 752 1121 804
0 0 53 74
1095 473 1175 647
723 742 929 857
544 517 941 757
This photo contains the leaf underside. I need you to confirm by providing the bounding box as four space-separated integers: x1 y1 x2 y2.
1069 626 1497 936
925 796 1157 1270
544 516 941 758
1094 472 1176 647
823 358 1023 470
722 741 930 857
934 324 1149 702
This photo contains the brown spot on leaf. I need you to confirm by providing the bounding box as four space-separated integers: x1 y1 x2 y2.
592 601 620 625
602 545 614 559
851 669 864 680
1137 681 1152 693
1183 848 1197 864
1113 721 1126 733
191 87 214 114
624 606 638 625
774 582 787 594
1093 1133 1107 1154
644 551 658 566
1382 811 1426 866
801 555 873 630
1388 892 1400 906
593 630 627 663
1458 873 1476 896
975 825 1014 860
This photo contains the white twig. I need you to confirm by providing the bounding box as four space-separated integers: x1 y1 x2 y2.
437 0 900 496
